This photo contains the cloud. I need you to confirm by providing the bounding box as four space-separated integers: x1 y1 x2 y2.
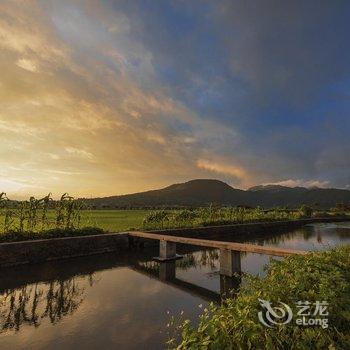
0 1 214 196
65 147 95 161
16 58 38 72
196 159 247 182
0 1 67 62
145 132 166 145
0 178 27 192
268 179 330 188
47 153 60 160
121 0 350 188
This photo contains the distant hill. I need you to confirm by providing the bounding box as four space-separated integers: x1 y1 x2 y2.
83 179 350 209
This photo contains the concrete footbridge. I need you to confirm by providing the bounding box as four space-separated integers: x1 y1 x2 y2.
128 231 308 277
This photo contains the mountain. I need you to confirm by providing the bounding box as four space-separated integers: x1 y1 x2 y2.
83 179 350 209
247 185 350 208
85 179 247 208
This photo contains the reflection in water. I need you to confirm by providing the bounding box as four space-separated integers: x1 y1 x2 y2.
0 275 96 333
220 274 242 299
0 222 349 349
159 261 176 281
135 257 241 301
237 222 350 250
175 249 219 270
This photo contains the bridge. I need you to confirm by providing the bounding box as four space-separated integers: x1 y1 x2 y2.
128 231 308 277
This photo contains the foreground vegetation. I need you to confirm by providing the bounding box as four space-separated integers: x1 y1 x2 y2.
170 245 350 349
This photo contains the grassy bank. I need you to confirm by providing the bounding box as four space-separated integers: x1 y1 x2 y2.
0 227 105 243
171 245 350 349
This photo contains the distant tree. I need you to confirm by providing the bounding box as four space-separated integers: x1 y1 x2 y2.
299 204 313 218
332 202 350 213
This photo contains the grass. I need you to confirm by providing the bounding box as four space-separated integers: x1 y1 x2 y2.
170 245 350 349
70 209 150 231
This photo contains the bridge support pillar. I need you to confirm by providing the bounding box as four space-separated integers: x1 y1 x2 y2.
220 249 241 277
153 240 182 262
160 240 176 259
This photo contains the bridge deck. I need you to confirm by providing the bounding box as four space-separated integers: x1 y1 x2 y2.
128 231 308 257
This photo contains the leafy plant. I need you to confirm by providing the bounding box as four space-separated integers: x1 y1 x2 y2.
171 245 350 349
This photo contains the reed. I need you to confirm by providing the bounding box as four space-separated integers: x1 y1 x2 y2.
0 193 88 235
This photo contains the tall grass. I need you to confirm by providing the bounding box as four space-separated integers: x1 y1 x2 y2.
0 193 89 235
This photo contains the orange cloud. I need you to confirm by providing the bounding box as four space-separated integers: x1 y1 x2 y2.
196 159 248 182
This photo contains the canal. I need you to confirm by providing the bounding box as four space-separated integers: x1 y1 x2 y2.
0 222 349 349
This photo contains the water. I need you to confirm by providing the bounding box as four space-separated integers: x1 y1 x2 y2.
0 222 349 349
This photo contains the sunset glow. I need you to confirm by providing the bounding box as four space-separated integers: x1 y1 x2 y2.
1 1 349 198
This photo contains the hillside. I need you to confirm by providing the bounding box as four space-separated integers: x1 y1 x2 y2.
83 179 350 209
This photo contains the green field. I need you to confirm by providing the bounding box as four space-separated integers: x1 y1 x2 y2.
79 209 151 231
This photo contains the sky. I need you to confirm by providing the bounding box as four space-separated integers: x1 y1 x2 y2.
1 0 350 199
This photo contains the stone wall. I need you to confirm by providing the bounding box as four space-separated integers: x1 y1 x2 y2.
0 233 129 268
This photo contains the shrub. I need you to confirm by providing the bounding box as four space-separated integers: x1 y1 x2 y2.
142 206 306 230
172 245 350 349
299 204 313 218
143 210 170 229
172 210 198 228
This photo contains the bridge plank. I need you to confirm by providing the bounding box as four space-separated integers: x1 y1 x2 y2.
128 231 308 257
